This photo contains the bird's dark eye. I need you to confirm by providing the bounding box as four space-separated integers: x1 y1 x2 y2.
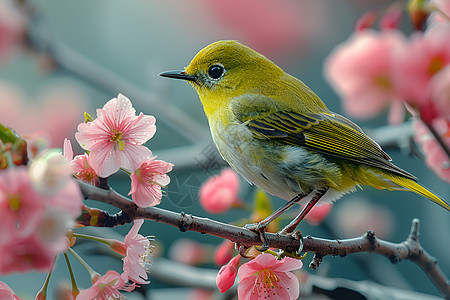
208 64 224 79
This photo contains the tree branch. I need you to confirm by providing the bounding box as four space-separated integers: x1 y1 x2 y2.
78 181 450 299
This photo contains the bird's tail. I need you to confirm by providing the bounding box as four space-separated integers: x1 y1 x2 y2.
387 175 450 212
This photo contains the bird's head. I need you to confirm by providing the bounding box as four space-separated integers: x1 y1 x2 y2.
160 40 284 118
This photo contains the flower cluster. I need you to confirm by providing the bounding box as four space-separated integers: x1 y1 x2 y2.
216 253 303 300
78 220 154 298
0 93 171 298
73 93 173 207
324 2 450 182
0 151 82 274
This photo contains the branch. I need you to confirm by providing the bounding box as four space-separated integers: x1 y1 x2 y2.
78 181 450 299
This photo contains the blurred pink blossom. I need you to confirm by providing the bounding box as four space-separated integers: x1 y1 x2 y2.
129 157 173 208
0 81 87 147
216 255 240 293
169 238 210 266
324 30 407 123
199 169 240 214
0 0 25 62
77 270 134 300
0 235 56 274
0 281 22 300
75 93 155 177
334 198 394 239
394 24 450 122
26 132 51 160
123 219 153 284
237 253 302 300
414 118 450 182
429 65 450 120
201 0 323 58
0 166 46 243
305 203 333 226
214 240 235 266
354 10 377 31
379 5 403 30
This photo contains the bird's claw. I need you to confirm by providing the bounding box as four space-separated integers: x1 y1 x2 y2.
244 222 270 251
278 230 304 255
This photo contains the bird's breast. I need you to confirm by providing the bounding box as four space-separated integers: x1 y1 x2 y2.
208 119 355 202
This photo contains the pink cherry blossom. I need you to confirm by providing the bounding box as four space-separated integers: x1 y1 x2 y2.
414 118 450 182
70 154 100 187
75 93 156 177
214 240 235 266
129 157 173 208
216 255 240 293
237 253 302 300
0 281 22 300
394 24 450 122
305 203 333 226
0 166 46 243
45 178 83 219
429 65 450 120
123 219 153 284
0 235 56 274
77 270 133 300
199 168 240 214
324 29 407 122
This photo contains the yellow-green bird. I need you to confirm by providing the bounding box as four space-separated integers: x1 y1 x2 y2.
160 40 450 236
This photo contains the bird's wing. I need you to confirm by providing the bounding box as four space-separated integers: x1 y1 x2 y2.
246 111 416 180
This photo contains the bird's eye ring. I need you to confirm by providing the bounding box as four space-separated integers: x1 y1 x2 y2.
208 64 225 80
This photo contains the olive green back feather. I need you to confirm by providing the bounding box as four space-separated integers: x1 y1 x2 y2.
246 110 416 180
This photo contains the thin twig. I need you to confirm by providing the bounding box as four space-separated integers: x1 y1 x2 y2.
78 181 450 299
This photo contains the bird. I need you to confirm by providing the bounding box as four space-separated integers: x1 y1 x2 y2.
160 40 450 239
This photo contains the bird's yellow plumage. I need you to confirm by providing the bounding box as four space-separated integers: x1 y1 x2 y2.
160 40 450 232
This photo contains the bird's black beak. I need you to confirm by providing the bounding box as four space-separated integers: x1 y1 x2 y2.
159 70 197 83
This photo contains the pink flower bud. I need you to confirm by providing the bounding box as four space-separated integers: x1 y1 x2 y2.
216 255 240 293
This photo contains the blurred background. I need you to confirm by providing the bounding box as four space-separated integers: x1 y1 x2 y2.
0 0 448 299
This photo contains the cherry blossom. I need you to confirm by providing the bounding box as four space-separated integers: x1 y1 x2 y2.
0 235 56 274
0 166 46 243
429 65 450 120
199 168 240 214
237 253 302 300
394 24 450 122
75 93 156 177
123 219 153 284
129 157 173 207
324 29 407 122
414 118 450 183
77 270 133 300
70 154 100 187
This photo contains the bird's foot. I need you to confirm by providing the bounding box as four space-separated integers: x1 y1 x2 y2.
278 230 304 255
244 222 270 251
